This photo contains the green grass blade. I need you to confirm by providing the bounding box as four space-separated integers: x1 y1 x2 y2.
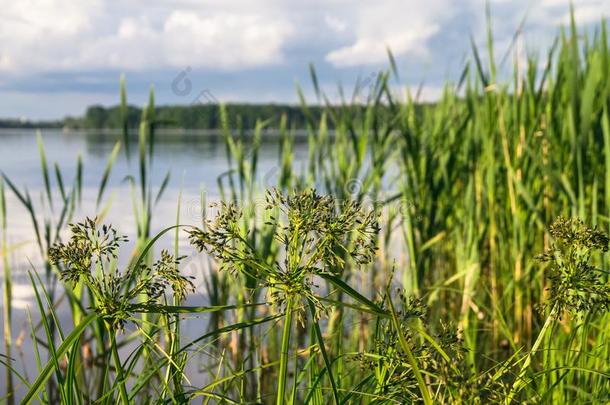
36 131 53 211
308 299 340 405
21 313 97 405
96 141 121 209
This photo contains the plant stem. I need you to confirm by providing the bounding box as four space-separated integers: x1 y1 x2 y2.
109 327 130 405
1 179 14 405
505 303 558 404
387 289 432 405
276 296 294 405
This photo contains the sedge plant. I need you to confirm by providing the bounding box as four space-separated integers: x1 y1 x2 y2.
48 218 195 404
506 217 610 403
188 188 379 404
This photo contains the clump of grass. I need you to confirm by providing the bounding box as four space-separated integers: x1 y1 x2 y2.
49 218 194 329
357 293 429 401
188 188 379 404
188 188 378 320
507 217 610 403
355 286 509 404
538 216 610 316
48 218 194 404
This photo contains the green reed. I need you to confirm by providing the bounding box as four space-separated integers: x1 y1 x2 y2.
0 178 13 405
3 7 610 404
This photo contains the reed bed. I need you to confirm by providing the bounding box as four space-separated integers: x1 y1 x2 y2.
2 12 610 404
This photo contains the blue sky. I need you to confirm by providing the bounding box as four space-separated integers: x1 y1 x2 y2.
0 0 607 119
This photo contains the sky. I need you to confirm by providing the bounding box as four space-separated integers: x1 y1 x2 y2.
0 0 608 120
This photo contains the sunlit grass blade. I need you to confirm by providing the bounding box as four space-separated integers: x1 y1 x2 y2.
36 131 53 211
96 141 121 209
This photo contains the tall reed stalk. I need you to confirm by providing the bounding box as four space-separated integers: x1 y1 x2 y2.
0 179 13 405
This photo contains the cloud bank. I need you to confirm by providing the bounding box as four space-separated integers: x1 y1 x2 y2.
2 0 608 74
0 0 609 118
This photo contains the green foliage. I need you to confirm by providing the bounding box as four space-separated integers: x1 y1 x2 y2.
49 218 194 329
77 103 333 130
189 188 378 322
538 217 610 316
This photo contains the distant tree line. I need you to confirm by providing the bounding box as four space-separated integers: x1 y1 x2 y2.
0 102 421 130
0 104 322 130
0 118 63 129
76 104 327 130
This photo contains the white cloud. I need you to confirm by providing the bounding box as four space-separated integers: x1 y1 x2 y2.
323 0 596 69
0 1 292 73
162 11 291 68
326 28 439 67
325 0 452 67
324 14 347 33
556 1 610 24
0 0 102 72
